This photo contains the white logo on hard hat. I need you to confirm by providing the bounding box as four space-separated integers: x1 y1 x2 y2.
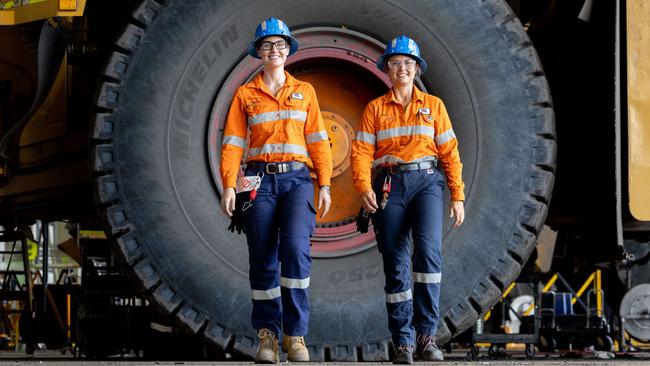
261 21 267 31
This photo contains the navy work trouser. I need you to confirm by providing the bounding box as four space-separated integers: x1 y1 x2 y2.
371 168 444 347
242 165 316 336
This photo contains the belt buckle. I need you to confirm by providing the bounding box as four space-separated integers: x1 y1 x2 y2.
389 165 400 175
265 163 278 174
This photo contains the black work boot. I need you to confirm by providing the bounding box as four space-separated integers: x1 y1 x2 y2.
393 344 414 364
416 334 444 361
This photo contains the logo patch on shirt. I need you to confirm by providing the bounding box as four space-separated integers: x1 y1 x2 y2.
290 92 304 100
418 107 431 115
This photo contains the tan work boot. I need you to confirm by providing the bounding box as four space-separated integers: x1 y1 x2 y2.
255 329 279 364
282 334 310 362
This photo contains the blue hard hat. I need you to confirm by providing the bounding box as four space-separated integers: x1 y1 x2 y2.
248 17 299 59
376 35 428 73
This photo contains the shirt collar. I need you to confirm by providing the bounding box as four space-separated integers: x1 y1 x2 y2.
249 71 298 90
383 85 425 105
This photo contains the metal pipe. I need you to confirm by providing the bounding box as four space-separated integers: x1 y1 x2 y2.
596 269 603 317
542 273 558 292
573 272 595 304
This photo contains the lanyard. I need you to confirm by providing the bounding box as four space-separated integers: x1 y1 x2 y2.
382 175 392 194
242 172 264 212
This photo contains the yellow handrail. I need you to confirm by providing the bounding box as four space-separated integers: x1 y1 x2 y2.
573 272 595 304
542 273 558 292
596 269 602 317
483 282 517 321
483 269 604 325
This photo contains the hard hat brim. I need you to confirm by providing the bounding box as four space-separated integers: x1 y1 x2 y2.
376 53 428 74
247 35 299 59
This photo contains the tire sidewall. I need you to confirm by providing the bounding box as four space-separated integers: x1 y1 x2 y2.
110 0 549 345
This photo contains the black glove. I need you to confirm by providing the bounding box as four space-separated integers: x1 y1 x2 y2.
356 207 371 233
228 192 249 235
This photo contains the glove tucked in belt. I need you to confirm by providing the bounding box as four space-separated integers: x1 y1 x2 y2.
356 207 371 233
228 192 249 235
229 174 263 235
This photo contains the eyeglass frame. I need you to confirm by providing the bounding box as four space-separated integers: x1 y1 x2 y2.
258 40 289 51
386 59 418 69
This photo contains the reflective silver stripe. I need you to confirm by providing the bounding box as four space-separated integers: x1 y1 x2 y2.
372 155 438 168
281 276 310 289
435 129 456 146
248 110 307 126
355 131 376 145
386 289 412 303
306 131 328 144
373 155 405 166
413 272 441 284
377 125 435 142
222 135 246 148
251 286 281 300
248 143 308 157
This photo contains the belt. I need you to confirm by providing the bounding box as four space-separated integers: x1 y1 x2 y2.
248 161 306 174
380 159 437 175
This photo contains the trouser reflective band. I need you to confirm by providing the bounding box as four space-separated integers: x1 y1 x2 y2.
281 277 310 289
244 166 315 336
386 289 413 303
252 287 282 300
372 169 444 346
413 272 441 283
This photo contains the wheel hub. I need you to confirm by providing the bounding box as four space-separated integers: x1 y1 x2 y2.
209 27 404 257
323 111 353 179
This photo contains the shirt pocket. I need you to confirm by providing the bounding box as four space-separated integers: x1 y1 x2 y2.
418 112 435 125
416 114 436 143
377 115 396 131
285 97 307 111
244 97 262 115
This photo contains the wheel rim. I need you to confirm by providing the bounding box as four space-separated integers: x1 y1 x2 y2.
208 27 424 258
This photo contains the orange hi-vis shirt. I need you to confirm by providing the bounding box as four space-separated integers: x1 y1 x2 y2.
351 86 465 201
220 71 333 189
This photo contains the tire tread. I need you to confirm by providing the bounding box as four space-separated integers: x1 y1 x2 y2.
91 0 557 351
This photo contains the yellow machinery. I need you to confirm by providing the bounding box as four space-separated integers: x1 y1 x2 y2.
1 0 649 360
626 0 650 221
0 0 84 24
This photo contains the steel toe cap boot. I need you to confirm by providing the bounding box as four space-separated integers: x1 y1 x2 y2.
255 329 279 364
416 335 443 361
393 345 414 364
282 334 310 362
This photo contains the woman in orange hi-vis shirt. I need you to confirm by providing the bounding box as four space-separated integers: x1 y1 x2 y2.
351 35 465 365
219 17 333 364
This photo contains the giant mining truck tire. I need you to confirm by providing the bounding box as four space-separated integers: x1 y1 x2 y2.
91 0 555 361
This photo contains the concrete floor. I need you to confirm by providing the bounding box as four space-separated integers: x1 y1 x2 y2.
2 348 650 365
